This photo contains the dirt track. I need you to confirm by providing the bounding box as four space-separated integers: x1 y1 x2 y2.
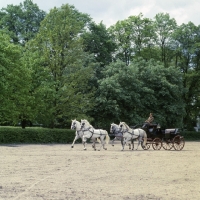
0 141 200 200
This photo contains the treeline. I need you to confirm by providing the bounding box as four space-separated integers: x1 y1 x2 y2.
0 126 199 144
0 0 199 130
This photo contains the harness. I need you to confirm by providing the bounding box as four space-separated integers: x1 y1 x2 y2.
121 127 140 139
112 126 123 138
82 126 105 140
76 130 82 137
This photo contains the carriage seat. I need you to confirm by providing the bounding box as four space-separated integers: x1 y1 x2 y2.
148 124 158 134
165 128 178 134
148 124 158 128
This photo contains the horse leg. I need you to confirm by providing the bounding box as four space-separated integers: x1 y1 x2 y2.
92 139 96 151
131 139 134 150
112 137 116 146
129 142 131 150
135 137 141 150
103 136 107 150
71 135 79 148
82 136 87 150
98 137 104 151
121 138 126 151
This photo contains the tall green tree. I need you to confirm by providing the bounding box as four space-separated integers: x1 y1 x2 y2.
0 0 46 45
82 21 116 79
25 4 95 127
108 13 155 65
0 31 32 126
154 13 177 66
95 59 185 128
173 22 200 128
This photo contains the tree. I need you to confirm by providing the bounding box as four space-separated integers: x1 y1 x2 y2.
95 59 185 128
172 22 200 129
82 21 116 79
0 31 32 127
154 13 177 67
108 13 155 65
24 4 96 127
0 0 46 45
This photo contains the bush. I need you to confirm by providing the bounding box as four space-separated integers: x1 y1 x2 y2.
181 130 200 141
0 126 199 144
0 126 79 144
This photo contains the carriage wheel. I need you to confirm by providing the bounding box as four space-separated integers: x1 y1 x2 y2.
142 142 151 150
162 139 173 150
173 135 185 151
152 138 162 150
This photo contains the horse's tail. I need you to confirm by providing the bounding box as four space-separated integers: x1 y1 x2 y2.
105 131 110 144
143 130 147 146
97 138 101 143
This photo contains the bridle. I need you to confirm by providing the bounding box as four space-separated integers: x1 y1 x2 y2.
120 124 137 136
72 121 82 136
111 124 122 135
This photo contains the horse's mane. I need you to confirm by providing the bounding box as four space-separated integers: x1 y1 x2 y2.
72 119 80 124
121 122 130 129
82 119 94 128
111 123 118 126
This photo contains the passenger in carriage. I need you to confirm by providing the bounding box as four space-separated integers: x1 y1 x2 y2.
142 113 154 129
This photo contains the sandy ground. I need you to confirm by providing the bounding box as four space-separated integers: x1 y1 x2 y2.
0 141 200 200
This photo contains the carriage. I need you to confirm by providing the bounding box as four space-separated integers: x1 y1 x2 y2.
141 123 185 151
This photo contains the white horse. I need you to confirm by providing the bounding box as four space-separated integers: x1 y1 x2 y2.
70 119 100 149
110 123 123 146
80 119 110 151
119 122 147 151
110 123 135 150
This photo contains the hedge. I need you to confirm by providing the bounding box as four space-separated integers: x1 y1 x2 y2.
0 126 78 144
181 131 200 141
0 126 199 144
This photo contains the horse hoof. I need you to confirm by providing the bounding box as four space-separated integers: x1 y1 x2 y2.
71 146 74 148
84 149 87 151
104 148 107 150
112 144 114 146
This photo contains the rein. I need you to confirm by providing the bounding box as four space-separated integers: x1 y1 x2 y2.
121 126 140 139
112 126 123 137
82 126 106 139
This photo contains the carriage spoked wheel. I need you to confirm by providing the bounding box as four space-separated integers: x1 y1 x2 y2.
173 135 185 150
152 138 162 150
141 139 151 150
142 143 151 150
162 139 173 150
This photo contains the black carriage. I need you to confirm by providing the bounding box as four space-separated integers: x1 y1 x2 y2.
141 124 185 151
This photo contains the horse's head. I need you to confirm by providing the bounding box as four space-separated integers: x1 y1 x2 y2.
110 123 119 134
80 119 89 130
71 119 79 130
119 122 128 132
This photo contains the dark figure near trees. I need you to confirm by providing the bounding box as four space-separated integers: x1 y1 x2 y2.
142 113 154 129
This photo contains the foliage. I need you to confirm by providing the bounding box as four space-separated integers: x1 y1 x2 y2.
23 4 96 128
0 0 199 130
181 131 200 141
82 21 116 79
108 13 155 65
0 32 32 125
153 13 177 66
95 59 185 128
0 0 46 45
0 126 76 144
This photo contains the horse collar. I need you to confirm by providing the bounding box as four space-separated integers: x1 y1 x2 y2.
83 126 94 134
